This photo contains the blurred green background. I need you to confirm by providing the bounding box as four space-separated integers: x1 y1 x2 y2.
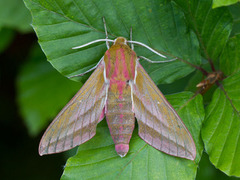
0 0 239 179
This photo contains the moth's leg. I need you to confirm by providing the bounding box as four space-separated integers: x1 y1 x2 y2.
103 17 110 49
138 56 177 63
68 57 104 78
130 27 134 50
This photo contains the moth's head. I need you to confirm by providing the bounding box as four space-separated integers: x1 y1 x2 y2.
114 37 127 45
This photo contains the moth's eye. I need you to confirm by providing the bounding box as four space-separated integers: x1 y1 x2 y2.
126 80 130 85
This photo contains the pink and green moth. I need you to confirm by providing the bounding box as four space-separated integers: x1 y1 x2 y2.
39 18 196 160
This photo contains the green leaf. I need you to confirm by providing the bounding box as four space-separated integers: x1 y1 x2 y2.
201 72 240 177
0 0 32 32
223 72 240 111
61 92 204 180
17 45 81 136
220 35 240 75
174 0 232 62
228 3 240 37
196 152 239 180
213 0 240 8
24 0 201 84
158 72 194 95
199 12 240 176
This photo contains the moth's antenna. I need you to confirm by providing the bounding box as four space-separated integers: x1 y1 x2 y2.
103 17 110 49
138 56 177 63
68 57 104 78
127 40 167 58
72 39 114 50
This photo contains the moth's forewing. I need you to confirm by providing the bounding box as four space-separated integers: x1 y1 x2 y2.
131 62 196 160
39 60 107 156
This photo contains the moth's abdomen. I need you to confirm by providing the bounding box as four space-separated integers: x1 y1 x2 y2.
106 87 135 157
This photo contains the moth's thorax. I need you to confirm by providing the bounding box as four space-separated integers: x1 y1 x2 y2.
104 37 137 81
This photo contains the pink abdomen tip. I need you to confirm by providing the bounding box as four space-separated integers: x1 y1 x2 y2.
115 144 129 158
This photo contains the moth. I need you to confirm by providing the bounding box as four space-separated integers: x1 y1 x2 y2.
39 18 196 160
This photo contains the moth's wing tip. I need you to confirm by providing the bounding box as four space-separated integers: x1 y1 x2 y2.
38 146 45 156
38 144 49 156
185 149 196 161
189 141 197 161
191 151 197 161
